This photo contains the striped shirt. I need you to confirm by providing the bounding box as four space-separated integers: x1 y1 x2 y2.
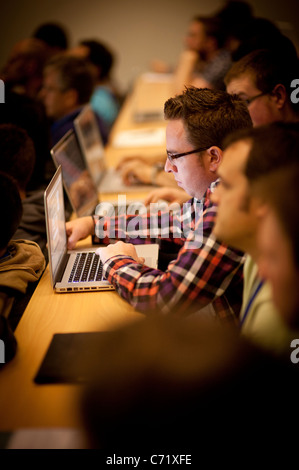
94 187 245 321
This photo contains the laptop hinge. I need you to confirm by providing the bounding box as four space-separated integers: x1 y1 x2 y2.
56 253 70 283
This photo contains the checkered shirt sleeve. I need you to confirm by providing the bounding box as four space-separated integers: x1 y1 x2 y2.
94 189 245 320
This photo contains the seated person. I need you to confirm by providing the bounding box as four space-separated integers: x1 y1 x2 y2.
0 124 51 258
1 37 51 100
0 173 45 355
240 122 299 329
254 165 299 329
225 48 299 126
40 54 109 146
68 39 121 131
211 122 299 356
66 87 252 320
0 38 53 190
173 14 232 93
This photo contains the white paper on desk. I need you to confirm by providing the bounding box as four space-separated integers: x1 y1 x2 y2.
112 127 166 148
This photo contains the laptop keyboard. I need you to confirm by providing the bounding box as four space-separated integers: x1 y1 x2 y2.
68 252 103 283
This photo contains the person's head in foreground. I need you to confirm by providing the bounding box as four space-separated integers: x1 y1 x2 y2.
213 121 299 326
253 165 299 328
80 315 299 455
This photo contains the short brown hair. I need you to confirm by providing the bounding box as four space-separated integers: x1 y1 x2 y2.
44 54 95 104
164 86 252 150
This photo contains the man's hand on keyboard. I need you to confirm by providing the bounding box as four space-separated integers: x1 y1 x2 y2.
96 241 145 265
66 216 95 249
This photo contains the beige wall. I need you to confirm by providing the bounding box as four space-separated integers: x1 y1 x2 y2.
1 0 298 94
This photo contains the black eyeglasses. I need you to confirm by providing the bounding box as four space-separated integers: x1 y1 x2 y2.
167 146 210 165
243 92 269 106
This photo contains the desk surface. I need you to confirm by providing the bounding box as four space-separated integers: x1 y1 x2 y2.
0 73 174 433
105 73 173 168
0 239 142 431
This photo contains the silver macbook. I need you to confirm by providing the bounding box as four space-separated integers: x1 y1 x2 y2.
44 166 159 293
50 129 149 217
50 129 99 217
74 105 154 193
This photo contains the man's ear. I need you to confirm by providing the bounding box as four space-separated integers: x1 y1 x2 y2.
207 146 223 173
270 84 287 110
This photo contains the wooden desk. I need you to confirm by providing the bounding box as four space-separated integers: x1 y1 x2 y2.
0 73 173 433
0 238 142 431
105 72 174 169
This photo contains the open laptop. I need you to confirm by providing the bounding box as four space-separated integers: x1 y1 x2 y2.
74 105 155 193
44 165 159 293
50 129 99 217
50 129 149 217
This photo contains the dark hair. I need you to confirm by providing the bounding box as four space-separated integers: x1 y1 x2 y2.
253 165 299 269
80 315 297 452
222 121 299 182
0 172 23 251
1 38 50 88
32 22 69 50
231 17 297 62
225 48 299 111
44 54 95 104
164 87 252 149
214 1 253 42
0 124 36 191
79 40 114 80
193 15 227 49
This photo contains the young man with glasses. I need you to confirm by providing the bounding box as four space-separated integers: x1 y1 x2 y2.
225 48 299 126
66 87 252 320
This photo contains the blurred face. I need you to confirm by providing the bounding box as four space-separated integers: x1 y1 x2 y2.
226 74 280 126
185 20 207 52
40 68 74 120
257 208 299 327
164 119 214 200
212 140 258 254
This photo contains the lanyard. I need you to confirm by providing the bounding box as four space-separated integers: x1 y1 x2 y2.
240 279 264 327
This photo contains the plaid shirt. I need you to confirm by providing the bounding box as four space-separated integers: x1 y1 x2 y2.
94 187 245 321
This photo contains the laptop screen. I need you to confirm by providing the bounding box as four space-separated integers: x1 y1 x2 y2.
74 105 106 185
44 166 68 287
50 129 99 216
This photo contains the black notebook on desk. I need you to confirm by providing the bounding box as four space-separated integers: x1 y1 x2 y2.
34 332 111 384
